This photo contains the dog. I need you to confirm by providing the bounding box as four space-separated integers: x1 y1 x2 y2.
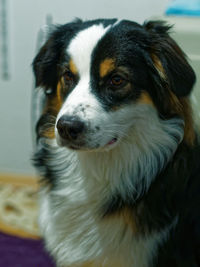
32 18 200 267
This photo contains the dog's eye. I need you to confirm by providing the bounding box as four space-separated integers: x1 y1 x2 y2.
110 75 125 87
63 70 74 83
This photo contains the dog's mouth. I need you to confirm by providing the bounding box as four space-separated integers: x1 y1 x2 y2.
106 137 118 146
58 136 119 151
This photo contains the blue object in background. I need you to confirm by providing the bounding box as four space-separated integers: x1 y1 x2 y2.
166 0 200 16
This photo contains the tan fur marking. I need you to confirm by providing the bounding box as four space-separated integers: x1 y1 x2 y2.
42 81 63 139
121 206 138 234
151 54 195 146
69 59 78 75
77 262 100 267
151 54 166 80
180 98 195 146
43 81 63 114
99 58 115 78
69 261 124 267
105 206 138 235
168 91 195 145
137 91 154 106
41 128 55 139
56 80 63 106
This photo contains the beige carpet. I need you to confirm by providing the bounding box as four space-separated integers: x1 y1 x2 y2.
0 174 40 239
0 175 125 266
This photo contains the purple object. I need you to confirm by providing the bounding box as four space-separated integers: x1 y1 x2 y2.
0 232 56 267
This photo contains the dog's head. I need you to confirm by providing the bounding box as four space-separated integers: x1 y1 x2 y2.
33 19 196 151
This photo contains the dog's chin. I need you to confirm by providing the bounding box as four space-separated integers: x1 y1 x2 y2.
56 136 119 152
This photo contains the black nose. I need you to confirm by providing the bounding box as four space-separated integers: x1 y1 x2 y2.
57 115 85 140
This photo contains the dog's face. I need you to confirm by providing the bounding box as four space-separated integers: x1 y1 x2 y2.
33 19 195 151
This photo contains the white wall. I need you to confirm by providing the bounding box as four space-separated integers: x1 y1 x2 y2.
1 0 194 175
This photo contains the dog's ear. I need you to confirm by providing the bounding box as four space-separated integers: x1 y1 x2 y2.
32 19 82 92
144 20 196 97
32 36 59 91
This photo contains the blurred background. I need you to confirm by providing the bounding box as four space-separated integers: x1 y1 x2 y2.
0 0 200 176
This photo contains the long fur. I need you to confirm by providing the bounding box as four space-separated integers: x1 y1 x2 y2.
32 19 200 267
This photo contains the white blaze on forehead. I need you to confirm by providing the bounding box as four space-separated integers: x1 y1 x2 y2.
57 24 110 121
67 24 109 75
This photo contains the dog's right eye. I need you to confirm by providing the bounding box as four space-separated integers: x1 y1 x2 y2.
63 70 74 84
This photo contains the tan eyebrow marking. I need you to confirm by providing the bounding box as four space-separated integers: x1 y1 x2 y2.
69 59 78 75
99 58 115 78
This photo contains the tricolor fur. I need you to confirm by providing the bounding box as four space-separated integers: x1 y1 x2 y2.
32 19 200 267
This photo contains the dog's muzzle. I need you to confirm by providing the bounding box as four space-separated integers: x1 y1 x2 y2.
56 115 119 151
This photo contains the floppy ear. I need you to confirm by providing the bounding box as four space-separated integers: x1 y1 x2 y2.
32 19 82 92
144 20 196 97
32 37 59 91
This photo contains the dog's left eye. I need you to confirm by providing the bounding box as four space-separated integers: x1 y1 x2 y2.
110 75 126 87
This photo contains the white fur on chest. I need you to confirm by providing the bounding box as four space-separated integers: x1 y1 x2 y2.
38 110 183 266
40 112 183 267
39 182 164 267
39 143 172 267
